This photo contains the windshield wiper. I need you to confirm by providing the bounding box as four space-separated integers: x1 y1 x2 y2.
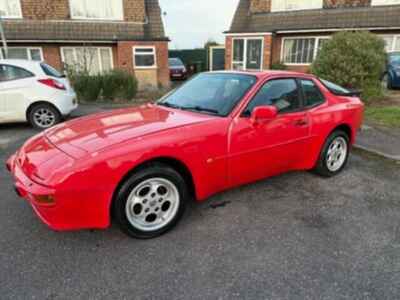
158 102 182 109
181 106 220 115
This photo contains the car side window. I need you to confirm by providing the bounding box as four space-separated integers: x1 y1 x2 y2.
300 79 325 107
0 65 34 82
244 79 301 115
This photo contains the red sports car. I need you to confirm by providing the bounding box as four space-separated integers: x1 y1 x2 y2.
7 71 364 239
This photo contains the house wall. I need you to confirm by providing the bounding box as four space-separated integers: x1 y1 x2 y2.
249 0 372 13
117 41 170 90
20 0 146 22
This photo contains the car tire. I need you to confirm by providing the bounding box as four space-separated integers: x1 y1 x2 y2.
313 130 350 177
28 103 61 130
113 163 188 239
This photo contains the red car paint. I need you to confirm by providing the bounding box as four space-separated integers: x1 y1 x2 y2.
7 71 364 231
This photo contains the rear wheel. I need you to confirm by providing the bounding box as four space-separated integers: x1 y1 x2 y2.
28 103 61 129
113 163 188 239
313 130 350 177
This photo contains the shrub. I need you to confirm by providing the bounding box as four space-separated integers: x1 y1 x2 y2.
67 68 138 102
270 62 288 70
311 31 387 101
70 72 102 102
101 69 138 101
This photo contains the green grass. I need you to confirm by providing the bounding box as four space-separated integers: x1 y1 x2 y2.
365 106 400 127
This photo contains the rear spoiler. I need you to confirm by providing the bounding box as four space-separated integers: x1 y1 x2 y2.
332 89 362 97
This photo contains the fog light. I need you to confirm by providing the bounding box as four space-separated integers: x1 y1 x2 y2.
33 195 56 205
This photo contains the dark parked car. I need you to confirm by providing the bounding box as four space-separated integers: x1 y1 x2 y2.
169 58 187 80
382 52 400 89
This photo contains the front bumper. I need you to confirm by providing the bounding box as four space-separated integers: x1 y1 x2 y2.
6 153 110 231
6 154 61 230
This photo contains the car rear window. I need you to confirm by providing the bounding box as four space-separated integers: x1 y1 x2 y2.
320 79 351 95
40 63 63 78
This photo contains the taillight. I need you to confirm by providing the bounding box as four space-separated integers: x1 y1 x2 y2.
38 78 66 90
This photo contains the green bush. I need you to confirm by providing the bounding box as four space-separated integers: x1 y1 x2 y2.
270 62 287 70
67 68 138 102
311 31 387 101
101 69 138 101
70 72 102 102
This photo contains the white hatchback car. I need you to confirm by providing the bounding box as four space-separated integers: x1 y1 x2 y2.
0 59 77 129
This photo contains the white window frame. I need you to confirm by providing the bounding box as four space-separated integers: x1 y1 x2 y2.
60 46 114 73
133 46 157 69
379 34 400 52
371 0 400 6
68 0 124 21
0 0 23 18
231 37 264 71
280 36 331 66
0 47 43 60
271 0 323 12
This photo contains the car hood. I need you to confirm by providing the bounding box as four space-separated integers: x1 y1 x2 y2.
45 104 214 158
170 66 185 70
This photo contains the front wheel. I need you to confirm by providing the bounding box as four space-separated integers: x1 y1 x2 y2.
313 130 350 177
382 73 392 90
113 163 188 239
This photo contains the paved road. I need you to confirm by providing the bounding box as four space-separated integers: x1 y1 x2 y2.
1 113 400 299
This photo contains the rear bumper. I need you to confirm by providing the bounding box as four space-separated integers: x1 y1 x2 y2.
54 92 78 116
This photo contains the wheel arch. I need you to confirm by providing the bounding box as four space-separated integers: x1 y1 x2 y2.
110 156 196 219
26 101 62 121
331 123 353 144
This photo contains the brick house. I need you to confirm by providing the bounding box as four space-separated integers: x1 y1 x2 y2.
225 0 400 73
0 0 170 90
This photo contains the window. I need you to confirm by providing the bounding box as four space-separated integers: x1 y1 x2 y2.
232 38 263 71
0 0 22 18
300 79 325 107
0 47 43 61
69 0 123 20
380 35 400 52
41 63 63 78
371 0 400 6
158 73 257 116
245 79 301 115
134 47 157 68
61 47 113 74
282 37 330 65
0 65 33 82
271 0 323 12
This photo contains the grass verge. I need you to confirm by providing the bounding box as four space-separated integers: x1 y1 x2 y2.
364 106 400 128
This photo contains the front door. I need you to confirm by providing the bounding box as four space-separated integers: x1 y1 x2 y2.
228 78 310 187
0 64 34 123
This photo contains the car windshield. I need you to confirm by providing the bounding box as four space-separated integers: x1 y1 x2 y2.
320 79 351 95
389 53 400 65
158 73 257 116
169 58 184 67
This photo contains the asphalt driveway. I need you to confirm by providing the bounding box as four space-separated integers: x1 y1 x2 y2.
1 111 400 299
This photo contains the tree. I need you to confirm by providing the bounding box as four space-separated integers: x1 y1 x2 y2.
311 31 387 100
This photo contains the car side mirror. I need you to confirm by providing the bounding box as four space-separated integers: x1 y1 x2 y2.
251 106 278 124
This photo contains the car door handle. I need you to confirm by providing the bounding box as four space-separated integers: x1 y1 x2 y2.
294 119 308 126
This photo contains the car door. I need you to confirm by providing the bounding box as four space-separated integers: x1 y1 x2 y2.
228 78 311 187
0 64 35 123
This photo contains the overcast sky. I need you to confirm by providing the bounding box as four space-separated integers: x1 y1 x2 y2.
159 0 239 49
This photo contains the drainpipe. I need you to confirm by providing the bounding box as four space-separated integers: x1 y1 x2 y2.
0 11 8 59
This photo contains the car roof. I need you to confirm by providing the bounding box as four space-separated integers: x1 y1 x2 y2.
208 70 317 80
0 59 42 69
